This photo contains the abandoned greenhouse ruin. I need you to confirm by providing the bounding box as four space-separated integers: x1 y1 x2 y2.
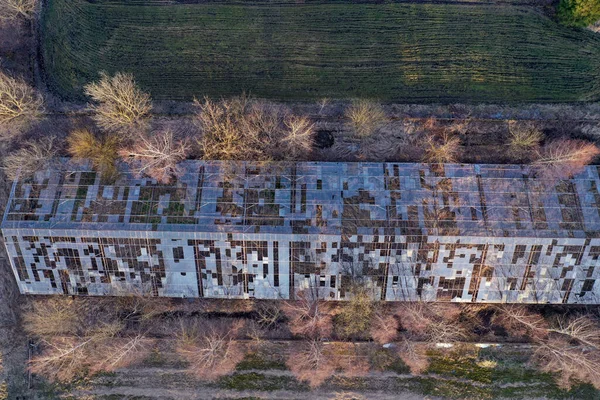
2 160 599 303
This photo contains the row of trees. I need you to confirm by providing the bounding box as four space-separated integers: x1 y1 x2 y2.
1 68 599 184
22 292 600 390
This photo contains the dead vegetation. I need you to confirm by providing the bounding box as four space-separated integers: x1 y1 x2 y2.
175 318 244 380
85 72 152 133
2 135 60 180
507 120 543 161
24 297 153 383
533 139 600 180
282 291 333 340
345 99 387 137
67 128 120 182
194 95 315 161
494 305 600 389
0 0 37 22
0 70 44 135
119 129 191 183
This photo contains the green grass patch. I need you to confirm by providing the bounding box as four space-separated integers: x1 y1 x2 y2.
42 0 600 102
235 352 288 371
217 372 308 391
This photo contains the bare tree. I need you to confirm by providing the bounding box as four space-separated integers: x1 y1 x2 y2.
24 297 151 383
287 340 335 388
0 70 44 133
194 96 266 161
533 139 599 180
492 305 548 339
369 309 399 345
507 120 542 161
279 115 315 160
3 136 59 180
423 132 461 164
396 302 467 343
0 0 37 21
254 301 283 329
282 290 333 340
67 128 120 182
494 306 600 388
533 337 600 389
345 99 387 137
85 72 152 132
176 318 245 381
119 129 190 183
397 338 429 374
29 325 149 383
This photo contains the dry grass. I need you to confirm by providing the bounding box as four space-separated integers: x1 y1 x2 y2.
423 132 462 164
507 120 543 161
345 99 387 137
67 128 120 182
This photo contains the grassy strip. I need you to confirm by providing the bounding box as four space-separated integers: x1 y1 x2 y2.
42 0 600 102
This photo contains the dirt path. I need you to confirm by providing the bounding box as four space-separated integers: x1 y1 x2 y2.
65 365 557 400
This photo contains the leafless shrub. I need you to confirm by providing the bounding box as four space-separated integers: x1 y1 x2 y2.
176 318 245 380
25 297 151 383
195 96 314 161
282 291 333 340
280 115 315 160
0 70 44 133
493 305 548 340
254 301 283 329
423 132 462 164
67 128 119 182
397 338 429 374
194 96 269 161
533 139 599 180
533 337 600 389
22 298 82 338
317 98 330 115
507 120 543 161
370 310 399 345
85 72 152 133
345 99 387 137
396 302 467 343
3 136 59 180
0 0 37 21
119 129 190 183
287 340 335 388
495 306 600 388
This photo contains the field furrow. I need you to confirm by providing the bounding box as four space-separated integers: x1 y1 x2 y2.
41 0 600 102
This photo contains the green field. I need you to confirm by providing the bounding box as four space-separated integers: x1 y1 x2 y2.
42 0 600 102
